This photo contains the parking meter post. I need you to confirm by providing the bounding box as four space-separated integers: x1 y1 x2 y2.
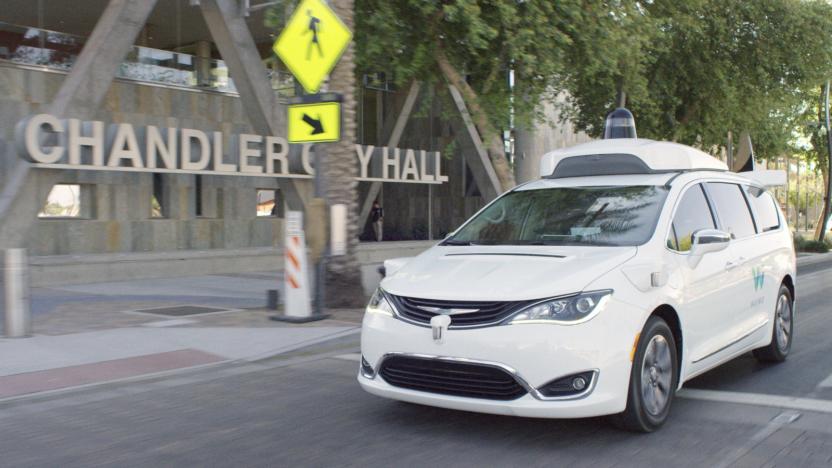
3 248 31 338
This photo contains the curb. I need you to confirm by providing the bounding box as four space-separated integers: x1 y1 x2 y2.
0 327 361 405
796 252 832 267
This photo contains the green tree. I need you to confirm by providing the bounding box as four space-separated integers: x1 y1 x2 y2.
795 84 832 240
352 0 653 191
269 1 658 192
562 0 832 161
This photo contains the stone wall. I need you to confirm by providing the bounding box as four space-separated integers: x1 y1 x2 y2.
0 64 498 256
0 63 314 255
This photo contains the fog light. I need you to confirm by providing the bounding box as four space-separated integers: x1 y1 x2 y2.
572 376 587 391
537 371 596 398
360 356 375 379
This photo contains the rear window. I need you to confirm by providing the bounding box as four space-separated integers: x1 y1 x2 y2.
705 182 757 239
744 186 780 232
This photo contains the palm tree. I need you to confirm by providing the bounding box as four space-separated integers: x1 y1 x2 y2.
324 0 365 307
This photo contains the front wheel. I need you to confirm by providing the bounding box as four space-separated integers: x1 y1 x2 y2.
753 284 793 363
611 316 678 432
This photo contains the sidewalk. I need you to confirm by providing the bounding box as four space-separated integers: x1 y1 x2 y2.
1 270 364 401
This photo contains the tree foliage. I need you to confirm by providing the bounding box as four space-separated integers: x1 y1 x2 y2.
354 1 650 130
268 0 653 190
562 0 832 160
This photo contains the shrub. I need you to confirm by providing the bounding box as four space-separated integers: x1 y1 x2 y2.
794 233 831 253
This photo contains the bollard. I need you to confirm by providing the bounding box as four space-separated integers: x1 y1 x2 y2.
3 248 31 338
266 289 280 310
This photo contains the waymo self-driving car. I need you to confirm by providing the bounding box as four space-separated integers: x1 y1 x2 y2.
358 110 796 432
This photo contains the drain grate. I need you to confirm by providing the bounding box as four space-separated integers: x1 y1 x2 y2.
131 305 231 317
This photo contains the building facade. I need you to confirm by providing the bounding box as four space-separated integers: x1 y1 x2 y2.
0 0 588 283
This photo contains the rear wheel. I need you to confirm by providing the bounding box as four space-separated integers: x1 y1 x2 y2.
611 316 678 432
753 284 793 363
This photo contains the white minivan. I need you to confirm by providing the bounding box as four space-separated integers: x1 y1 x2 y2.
358 136 795 432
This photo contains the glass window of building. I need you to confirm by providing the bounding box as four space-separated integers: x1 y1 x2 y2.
39 184 92 218
257 189 281 217
152 173 166 218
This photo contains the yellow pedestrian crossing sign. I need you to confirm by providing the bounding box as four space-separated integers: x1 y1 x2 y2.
272 0 352 94
287 101 341 143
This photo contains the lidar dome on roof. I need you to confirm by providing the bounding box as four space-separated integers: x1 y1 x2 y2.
539 139 728 178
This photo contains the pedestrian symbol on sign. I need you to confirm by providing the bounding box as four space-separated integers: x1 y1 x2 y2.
272 0 352 93
305 10 323 60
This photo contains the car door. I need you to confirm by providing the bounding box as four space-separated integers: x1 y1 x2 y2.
704 182 770 346
665 183 737 369
742 185 786 330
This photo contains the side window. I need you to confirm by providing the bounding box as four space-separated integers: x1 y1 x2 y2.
705 182 757 239
744 186 780 232
669 184 715 252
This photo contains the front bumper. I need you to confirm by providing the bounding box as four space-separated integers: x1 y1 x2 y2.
359 298 645 418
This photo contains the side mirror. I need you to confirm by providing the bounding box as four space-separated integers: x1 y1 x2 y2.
688 229 730 267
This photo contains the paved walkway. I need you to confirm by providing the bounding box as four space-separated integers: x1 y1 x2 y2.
1 271 364 401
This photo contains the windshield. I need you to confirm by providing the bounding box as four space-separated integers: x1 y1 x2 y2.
446 185 668 246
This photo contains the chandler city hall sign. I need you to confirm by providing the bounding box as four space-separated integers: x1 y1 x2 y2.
15 114 448 184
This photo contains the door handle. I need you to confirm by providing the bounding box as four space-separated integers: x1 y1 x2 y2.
725 261 738 271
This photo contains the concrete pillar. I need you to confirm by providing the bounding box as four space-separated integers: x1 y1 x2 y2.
3 248 30 338
195 40 213 87
514 94 592 183
0 0 160 250
199 0 304 210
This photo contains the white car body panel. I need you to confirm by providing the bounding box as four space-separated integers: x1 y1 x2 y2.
360 139 796 419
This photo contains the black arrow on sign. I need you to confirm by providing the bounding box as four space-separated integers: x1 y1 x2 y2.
302 113 324 135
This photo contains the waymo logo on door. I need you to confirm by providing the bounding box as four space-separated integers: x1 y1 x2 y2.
752 267 765 291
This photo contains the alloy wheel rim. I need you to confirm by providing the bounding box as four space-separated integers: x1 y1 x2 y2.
641 334 673 417
775 294 792 352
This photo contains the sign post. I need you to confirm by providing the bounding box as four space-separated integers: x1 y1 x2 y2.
272 0 353 319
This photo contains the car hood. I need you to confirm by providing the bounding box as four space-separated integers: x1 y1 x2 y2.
381 245 637 301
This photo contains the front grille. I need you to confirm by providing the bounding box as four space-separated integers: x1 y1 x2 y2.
388 295 531 328
379 355 527 401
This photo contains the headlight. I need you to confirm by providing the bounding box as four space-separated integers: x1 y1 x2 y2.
507 290 612 325
366 288 395 317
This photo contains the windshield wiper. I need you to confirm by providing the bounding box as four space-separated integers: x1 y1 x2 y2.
440 239 473 246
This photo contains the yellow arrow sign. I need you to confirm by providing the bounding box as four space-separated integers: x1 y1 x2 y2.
287 102 341 143
273 0 352 94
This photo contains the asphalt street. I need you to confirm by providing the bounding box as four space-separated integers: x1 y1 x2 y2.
2 264 832 467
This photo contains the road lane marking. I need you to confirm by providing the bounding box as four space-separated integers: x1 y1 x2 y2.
679 388 832 414
714 410 801 468
333 353 361 362
816 373 832 389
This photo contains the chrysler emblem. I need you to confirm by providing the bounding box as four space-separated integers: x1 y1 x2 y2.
416 306 479 315
430 314 452 343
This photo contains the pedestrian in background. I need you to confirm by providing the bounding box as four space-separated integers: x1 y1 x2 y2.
371 200 384 241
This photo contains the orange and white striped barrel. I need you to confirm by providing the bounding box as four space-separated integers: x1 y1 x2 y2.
285 235 302 290
284 211 311 318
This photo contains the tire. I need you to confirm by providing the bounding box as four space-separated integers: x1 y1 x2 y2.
611 316 678 433
753 284 793 363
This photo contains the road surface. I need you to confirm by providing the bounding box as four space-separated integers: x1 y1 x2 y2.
2 262 832 467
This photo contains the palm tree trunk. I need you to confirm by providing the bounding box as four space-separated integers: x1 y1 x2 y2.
817 82 832 242
324 0 364 307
